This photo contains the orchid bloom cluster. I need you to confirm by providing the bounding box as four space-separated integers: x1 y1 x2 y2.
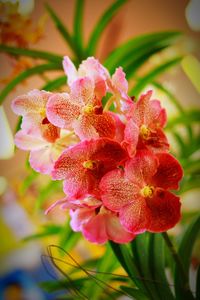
12 56 183 244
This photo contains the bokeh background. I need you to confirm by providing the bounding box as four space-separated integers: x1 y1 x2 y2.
0 1 199 299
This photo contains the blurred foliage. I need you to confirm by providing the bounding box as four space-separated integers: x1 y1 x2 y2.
1 0 199 299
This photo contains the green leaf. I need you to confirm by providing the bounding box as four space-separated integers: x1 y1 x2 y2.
23 224 62 241
73 0 85 60
149 234 175 300
40 277 88 293
131 233 161 300
174 214 200 299
84 243 118 300
0 44 62 64
166 110 200 130
35 180 61 211
19 170 39 195
104 31 181 73
45 3 76 56
120 286 149 300
109 241 148 293
152 81 183 113
58 219 81 254
130 57 182 97
41 75 67 91
0 63 62 105
180 175 200 194
86 0 128 56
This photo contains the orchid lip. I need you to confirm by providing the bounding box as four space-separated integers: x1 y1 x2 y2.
140 185 154 198
82 160 97 170
83 104 94 114
140 124 150 140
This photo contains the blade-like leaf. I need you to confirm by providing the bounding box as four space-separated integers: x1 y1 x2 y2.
120 286 149 300
23 224 62 241
35 180 61 211
166 110 200 130
104 31 181 72
131 233 161 300
0 44 62 64
40 277 88 293
73 0 85 60
58 219 81 253
0 63 62 105
84 243 118 300
86 0 128 56
174 214 200 300
45 4 76 56
41 75 67 91
149 234 175 300
109 241 149 294
130 57 182 97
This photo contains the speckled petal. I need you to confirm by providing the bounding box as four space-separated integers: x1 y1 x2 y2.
125 150 159 185
46 93 80 129
11 89 50 116
152 153 183 190
14 130 48 150
146 190 181 232
70 77 95 105
123 119 139 157
100 169 138 211
63 56 78 85
119 197 150 234
29 147 54 175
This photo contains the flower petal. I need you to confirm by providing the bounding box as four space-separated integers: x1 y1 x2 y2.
112 67 128 96
73 112 116 141
14 130 48 150
70 207 95 232
70 77 95 105
123 119 139 157
82 214 108 244
63 56 78 85
46 93 80 129
153 153 183 190
11 89 50 116
29 147 54 174
106 213 135 243
146 190 181 232
100 169 138 211
125 150 159 185
119 197 150 234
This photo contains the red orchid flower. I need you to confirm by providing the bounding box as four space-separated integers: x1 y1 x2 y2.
52 138 128 198
100 150 183 234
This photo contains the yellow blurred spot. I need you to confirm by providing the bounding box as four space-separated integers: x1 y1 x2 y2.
141 185 154 198
181 55 200 94
0 176 7 195
0 106 15 159
140 124 150 140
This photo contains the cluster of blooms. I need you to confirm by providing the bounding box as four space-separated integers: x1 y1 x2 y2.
12 56 183 244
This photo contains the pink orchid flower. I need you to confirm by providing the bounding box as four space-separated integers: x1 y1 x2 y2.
51 138 128 199
123 90 169 156
100 150 183 234
15 127 77 175
46 77 116 140
63 56 109 99
11 89 52 135
105 67 133 113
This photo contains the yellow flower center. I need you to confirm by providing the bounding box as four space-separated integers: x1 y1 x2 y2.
83 160 97 170
140 185 154 198
83 104 94 114
140 124 150 140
